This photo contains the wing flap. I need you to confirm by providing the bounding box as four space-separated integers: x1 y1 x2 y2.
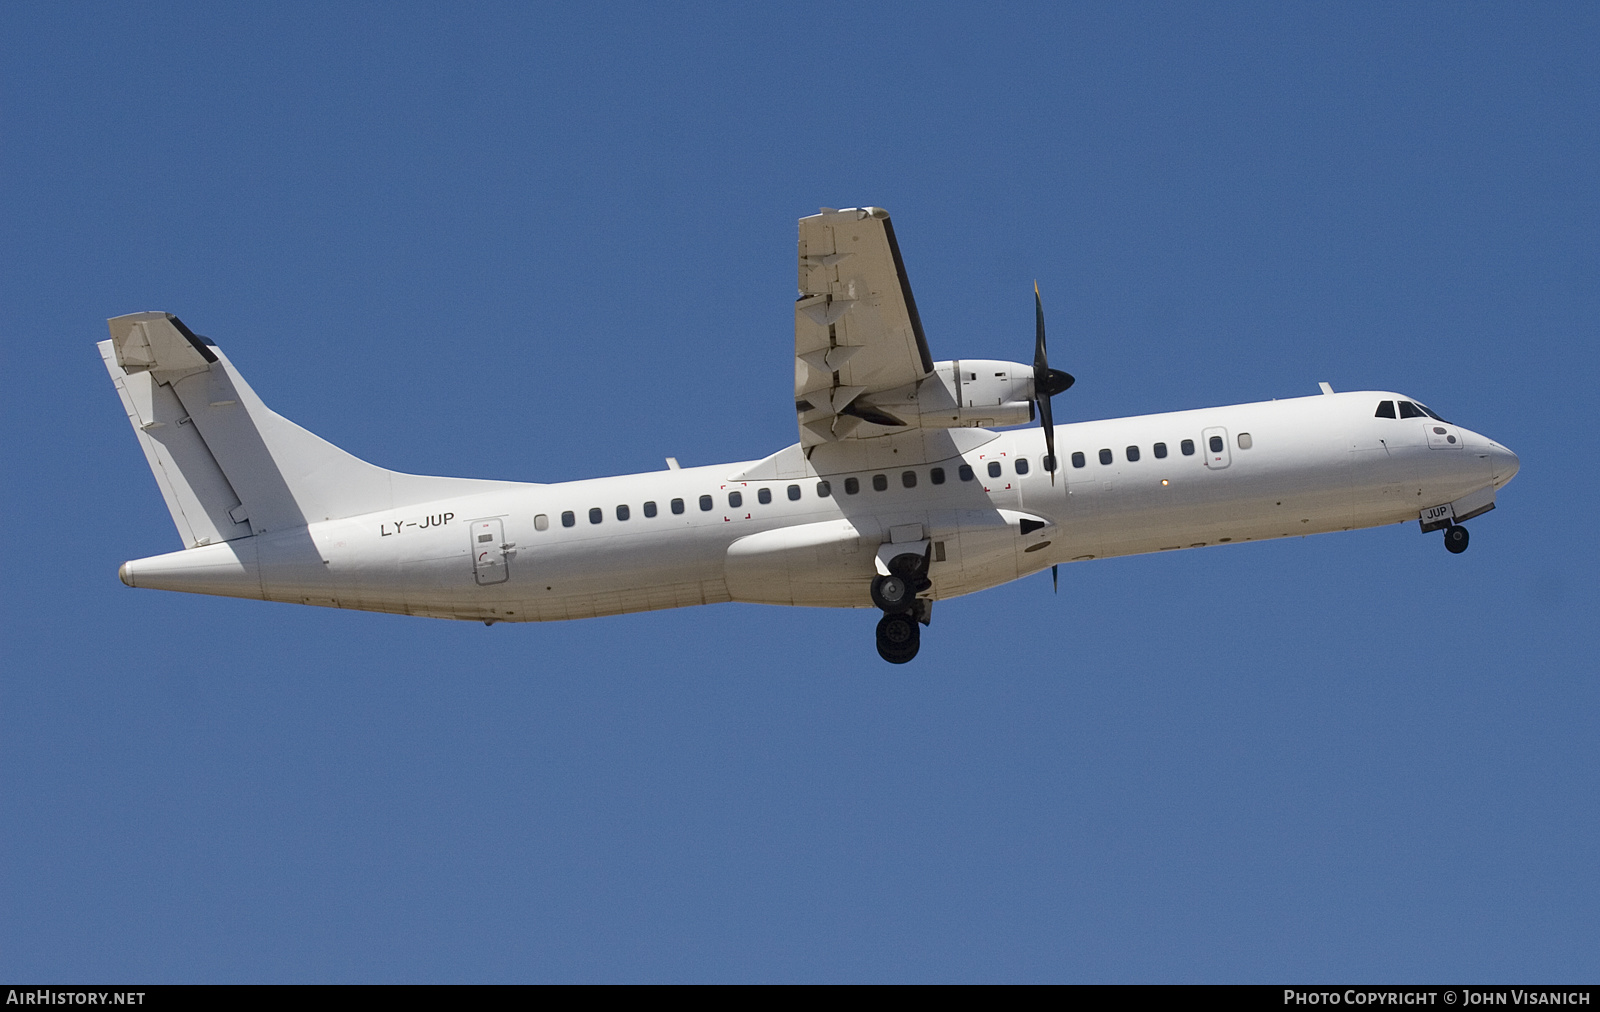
795 208 935 446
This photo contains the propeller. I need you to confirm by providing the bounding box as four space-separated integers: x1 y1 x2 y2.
1036 284 1072 598
1033 282 1075 478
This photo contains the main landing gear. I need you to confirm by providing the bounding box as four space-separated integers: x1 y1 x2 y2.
871 550 932 664
1443 524 1469 554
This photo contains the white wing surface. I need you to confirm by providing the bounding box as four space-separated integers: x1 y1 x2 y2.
794 207 937 447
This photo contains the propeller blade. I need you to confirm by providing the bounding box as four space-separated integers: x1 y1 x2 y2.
1052 564 1059 594
1033 283 1074 475
1034 282 1048 374
1038 387 1056 467
1033 284 1075 397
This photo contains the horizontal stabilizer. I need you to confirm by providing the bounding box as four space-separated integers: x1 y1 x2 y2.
110 312 216 380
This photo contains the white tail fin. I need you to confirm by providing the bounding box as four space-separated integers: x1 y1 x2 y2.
101 312 521 547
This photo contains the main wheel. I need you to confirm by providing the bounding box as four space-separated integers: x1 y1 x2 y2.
871 573 913 612
876 612 920 664
887 552 926 578
1444 525 1469 554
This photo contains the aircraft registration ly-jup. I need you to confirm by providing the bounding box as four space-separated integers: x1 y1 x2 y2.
102 207 1519 662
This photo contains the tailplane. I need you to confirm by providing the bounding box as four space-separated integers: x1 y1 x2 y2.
101 312 520 547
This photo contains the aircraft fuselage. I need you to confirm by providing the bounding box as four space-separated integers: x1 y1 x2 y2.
119 389 1519 624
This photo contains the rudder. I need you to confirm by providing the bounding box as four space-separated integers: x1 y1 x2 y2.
102 312 521 547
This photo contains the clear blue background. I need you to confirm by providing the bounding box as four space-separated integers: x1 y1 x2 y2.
3 1 1596 983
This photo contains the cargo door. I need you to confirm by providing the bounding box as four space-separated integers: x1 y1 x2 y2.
471 518 510 585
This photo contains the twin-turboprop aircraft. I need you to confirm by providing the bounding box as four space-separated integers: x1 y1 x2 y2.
102 207 1520 663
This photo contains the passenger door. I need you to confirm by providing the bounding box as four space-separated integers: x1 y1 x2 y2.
1201 427 1231 469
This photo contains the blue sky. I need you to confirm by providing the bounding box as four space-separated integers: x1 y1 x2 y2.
3 1 1596 982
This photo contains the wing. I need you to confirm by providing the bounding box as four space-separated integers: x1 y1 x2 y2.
794 207 937 446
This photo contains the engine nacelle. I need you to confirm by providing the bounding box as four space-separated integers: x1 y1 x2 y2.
851 359 1034 431
934 359 1036 428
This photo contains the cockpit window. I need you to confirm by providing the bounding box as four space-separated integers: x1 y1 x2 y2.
1375 400 1396 418
1398 401 1426 419
1417 402 1447 422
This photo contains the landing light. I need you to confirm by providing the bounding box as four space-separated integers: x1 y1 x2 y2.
1161 479 1169 486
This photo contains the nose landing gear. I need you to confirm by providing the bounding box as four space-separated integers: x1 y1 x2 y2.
871 550 932 664
1443 524 1469 554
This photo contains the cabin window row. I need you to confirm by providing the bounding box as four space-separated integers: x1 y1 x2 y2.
527 461 995 531
532 481 835 530
526 434 1259 530
836 463 1021 493
1070 440 1188 467
1067 433 1253 468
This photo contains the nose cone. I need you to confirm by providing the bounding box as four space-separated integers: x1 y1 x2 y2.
1490 442 1520 488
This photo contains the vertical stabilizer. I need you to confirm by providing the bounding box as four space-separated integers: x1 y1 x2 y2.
102 312 523 547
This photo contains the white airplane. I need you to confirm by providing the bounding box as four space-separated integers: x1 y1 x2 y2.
101 206 1520 663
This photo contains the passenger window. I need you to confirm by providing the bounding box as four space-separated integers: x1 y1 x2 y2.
698 495 713 511
729 491 743 507
930 467 945 485
616 504 630 521
757 488 772 505
1375 400 1396 419
844 477 860 495
1015 458 1029 475
1181 439 1195 456
1237 432 1253 449
958 464 974 481
987 461 1002 478
901 470 917 488
643 501 657 518
787 484 801 501
478 533 494 543
1399 401 1425 419
816 481 831 497
1126 446 1140 462
1098 448 1113 465
1153 442 1167 459
589 507 603 524
534 514 549 531
1208 435 1224 453
561 510 575 527
1043 454 1056 472
671 498 685 514
872 474 888 492
1071 451 1086 468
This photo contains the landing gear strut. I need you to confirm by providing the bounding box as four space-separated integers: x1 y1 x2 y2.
1444 524 1469 554
872 551 931 663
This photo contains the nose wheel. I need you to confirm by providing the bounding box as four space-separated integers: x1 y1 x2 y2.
1444 524 1469 554
871 550 932 663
